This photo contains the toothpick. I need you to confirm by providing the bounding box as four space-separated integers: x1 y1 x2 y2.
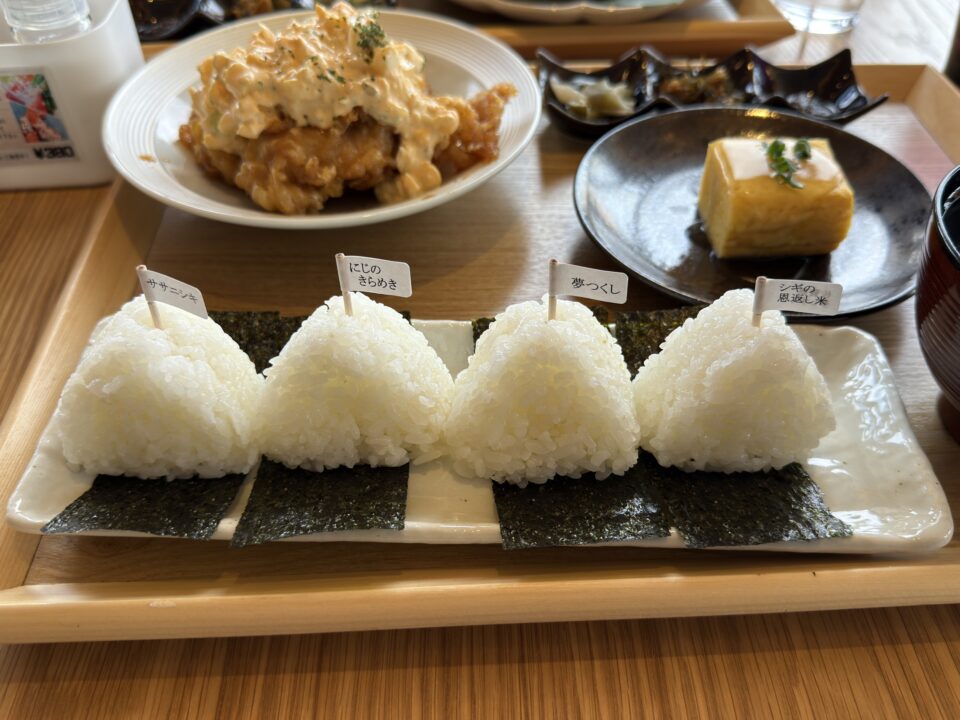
136 265 163 329
335 253 353 316
753 276 767 328
547 259 558 321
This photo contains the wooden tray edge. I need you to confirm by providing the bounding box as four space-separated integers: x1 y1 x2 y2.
0 562 958 644
482 19 794 60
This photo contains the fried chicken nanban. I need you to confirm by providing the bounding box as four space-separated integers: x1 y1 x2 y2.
180 4 515 214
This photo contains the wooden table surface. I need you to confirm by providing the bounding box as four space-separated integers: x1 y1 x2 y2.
2 0 960 716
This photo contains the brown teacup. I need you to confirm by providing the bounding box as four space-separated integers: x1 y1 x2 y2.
917 165 960 441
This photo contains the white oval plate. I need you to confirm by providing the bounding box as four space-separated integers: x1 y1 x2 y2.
447 0 698 26
8 321 953 554
102 9 541 229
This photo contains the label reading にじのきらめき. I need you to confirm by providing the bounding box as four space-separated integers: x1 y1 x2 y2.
338 255 413 298
0 70 76 166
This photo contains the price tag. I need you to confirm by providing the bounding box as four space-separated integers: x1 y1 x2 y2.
549 261 628 304
336 254 412 298
136 266 207 319
753 276 842 317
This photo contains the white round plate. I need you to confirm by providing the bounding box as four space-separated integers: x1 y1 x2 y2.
447 0 698 25
103 9 541 229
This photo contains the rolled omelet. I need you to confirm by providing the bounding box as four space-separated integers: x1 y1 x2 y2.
697 137 854 258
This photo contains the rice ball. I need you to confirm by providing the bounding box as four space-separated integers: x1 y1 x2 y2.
633 289 835 473
445 298 639 485
259 293 452 471
56 296 263 479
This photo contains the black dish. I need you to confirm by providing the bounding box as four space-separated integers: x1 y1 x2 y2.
130 0 392 41
573 107 930 319
133 0 227 42
538 47 888 139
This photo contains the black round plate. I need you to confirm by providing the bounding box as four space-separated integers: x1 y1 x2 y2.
573 107 931 318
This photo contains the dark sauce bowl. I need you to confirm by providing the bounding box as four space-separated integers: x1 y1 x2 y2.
917 165 960 441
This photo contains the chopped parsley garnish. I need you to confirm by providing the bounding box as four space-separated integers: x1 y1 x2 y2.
355 16 386 62
763 138 813 189
322 68 345 84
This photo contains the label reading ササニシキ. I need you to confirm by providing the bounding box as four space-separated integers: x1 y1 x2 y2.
0 70 77 165
137 266 208 320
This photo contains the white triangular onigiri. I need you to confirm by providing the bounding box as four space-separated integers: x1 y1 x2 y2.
445 298 639 485
633 289 835 473
56 295 263 479
259 293 452 471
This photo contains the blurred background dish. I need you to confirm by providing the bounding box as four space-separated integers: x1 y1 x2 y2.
574 106 930 318
444 0 697 26
130 0 392 40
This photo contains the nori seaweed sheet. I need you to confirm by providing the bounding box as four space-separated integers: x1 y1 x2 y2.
232 459 408 547
590 305 610 328
471 317 493 345
615 305 706 377
492 468 671 550
639 454 853 548
493 453 851 550
42 474 246 539
209 310 306 373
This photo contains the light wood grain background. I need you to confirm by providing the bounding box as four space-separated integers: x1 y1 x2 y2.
2 0 960 717
1 608 959 719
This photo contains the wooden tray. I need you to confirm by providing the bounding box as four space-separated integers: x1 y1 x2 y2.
1 64 959 644
401 0 794 58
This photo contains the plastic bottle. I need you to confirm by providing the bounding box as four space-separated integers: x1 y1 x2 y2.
0 0 92 44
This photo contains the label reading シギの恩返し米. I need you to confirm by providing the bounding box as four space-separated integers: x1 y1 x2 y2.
0 70 76 165
753 277 843 317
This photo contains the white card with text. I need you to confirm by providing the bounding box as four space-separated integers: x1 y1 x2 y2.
338 255 412 298
550 261 628 304
136 266 208 319
754 276 842 316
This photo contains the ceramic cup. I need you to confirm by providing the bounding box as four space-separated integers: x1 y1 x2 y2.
916 165 960 441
